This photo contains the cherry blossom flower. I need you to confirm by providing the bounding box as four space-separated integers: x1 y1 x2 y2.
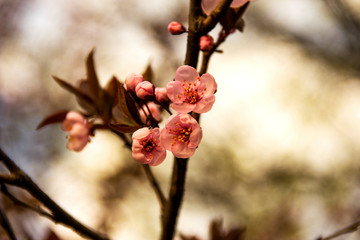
201 0 256 15
132 127 166 166
199 35 214 51
168 21 186 35
166 65 217 114
160 113 202 158
135 81 155 100
140 102 163 124
124 73 144 92
62 111 90 152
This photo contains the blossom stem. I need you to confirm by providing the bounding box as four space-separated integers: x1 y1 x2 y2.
154 99 172 115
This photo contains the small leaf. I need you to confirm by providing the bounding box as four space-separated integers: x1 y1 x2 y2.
85 48 101 100
36 110 69 130
77 80 98 114
108 123 141 133
142 61 154 83
53 76 95 107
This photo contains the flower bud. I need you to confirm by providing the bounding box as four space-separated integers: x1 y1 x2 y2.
199 35 214 51
167 21 186 35
135 81 155 100
155 87 169 104
124 73 144 92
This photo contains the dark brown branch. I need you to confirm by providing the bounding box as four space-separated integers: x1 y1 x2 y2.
0 206 17 240
0 148 110 240
316 219 360 240
160 158 188 240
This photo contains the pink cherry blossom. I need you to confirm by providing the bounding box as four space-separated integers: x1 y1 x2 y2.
155 87 169 104
201 0 256 15
135 81 155 100
140 102 163 124
62 111 90 152
132 127 166 166
166 65 217 114
199 35 214 51
160 113 202 158
168 21 186 35
124 73 144 92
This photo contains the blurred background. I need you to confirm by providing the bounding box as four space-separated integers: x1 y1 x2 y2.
1 0 360 239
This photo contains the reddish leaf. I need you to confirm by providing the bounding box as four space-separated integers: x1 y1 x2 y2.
108 123 141 133
53 76 95 107
142 62 154 83
36 110 69 130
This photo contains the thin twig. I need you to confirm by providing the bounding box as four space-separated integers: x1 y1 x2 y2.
142 165 166 213
202 0 233 33
317 220 360 240
0 206 17 240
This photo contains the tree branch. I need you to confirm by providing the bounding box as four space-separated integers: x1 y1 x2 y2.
0 148 110 240
201 0 233 33
316 219 360 240
0 205 17 240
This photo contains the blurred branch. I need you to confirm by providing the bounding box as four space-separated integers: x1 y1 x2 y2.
316 219 360 240
0 205 17 240
202 0 233 33
142 165 166 213
0 148 110 240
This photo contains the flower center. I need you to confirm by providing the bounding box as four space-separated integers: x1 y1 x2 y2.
142 138 157 152
169 122 192 146
178 77 206 104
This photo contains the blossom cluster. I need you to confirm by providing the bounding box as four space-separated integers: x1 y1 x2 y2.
131 65 217 166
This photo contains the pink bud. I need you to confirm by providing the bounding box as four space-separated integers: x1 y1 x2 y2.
155 87 169 104
124 73 144 92
135 81 155 100
167 21 186 35
140 102 163 124
199 35 214 51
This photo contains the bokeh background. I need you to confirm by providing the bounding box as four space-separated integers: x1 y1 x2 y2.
1 0 360 239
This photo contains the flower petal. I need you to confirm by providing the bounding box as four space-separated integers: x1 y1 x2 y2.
201 0 220 15
193 95 216 113
175 65 199 84
199 73 217 95
132 127 151 140
171 143 196 158
230 0 249 8
170 102 196 114
166 81 186 103
149 147 167 166
188 126 203 148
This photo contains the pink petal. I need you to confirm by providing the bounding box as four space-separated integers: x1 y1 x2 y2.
69 123 89 137
170 102 195 114
149 147 167 166
193 95 216 113
132 127 151 140
230 0 249 8
188 126 203 148
199 73 217 95
201 0 220 15
67 136 89 152
175 65 199 84
171 143 196 158
132 151 148 164
166 81 186 103
178 113 198 127
160 128 174 150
